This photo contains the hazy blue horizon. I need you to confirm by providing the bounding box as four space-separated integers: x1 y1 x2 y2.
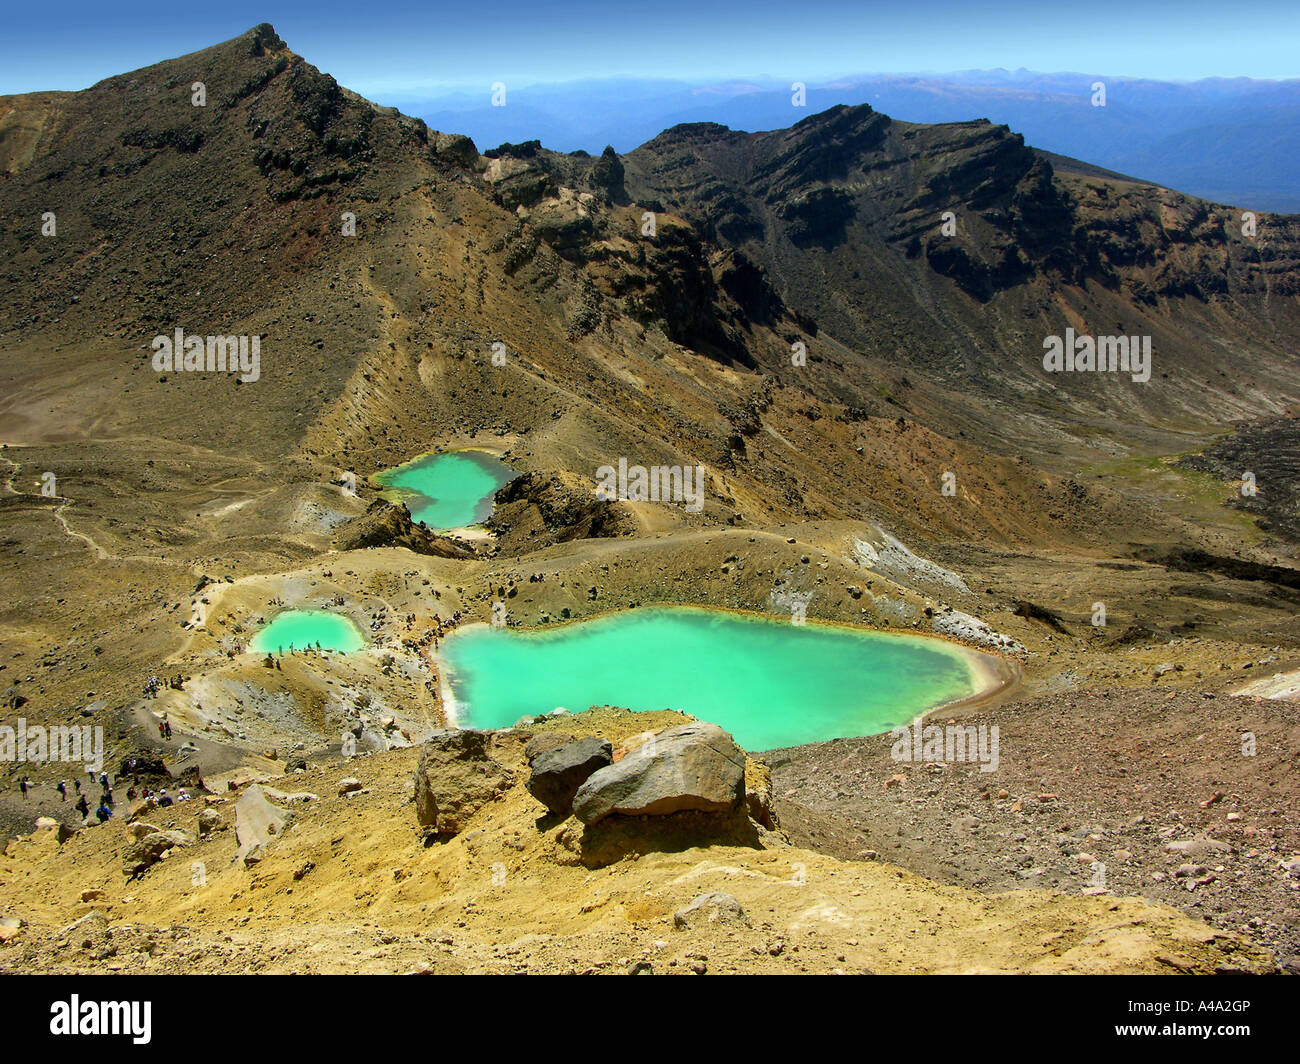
377 68 1300 101
13 63 1300 103
2 0 1297 96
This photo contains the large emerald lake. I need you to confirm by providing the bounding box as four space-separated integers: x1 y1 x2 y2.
440 606 982 750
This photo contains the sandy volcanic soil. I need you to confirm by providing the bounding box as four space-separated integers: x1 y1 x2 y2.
0 709 1276 975
2 394 1299 974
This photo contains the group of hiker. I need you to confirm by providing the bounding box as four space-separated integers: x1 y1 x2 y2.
15 768 192 824
279 642 325 655
143 674 185 698
17 768 117 823
401 609 462 658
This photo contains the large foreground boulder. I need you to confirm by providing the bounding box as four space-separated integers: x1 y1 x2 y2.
526 737 613 815
414 730 514 836
572 722 746 826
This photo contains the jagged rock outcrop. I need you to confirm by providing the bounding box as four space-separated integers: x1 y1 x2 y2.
477 140 800 366
486 471 634 550
119 752 169 779
432 131 478 167
745 758 777 830
234 785 292 866
587 145 627 203
332 500 476 557
486 153 558 210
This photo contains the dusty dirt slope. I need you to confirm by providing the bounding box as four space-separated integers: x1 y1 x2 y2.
0 709 1274 974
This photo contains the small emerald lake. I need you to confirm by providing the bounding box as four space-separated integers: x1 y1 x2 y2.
249 610 365 655
440 606 986 750
372 450 516 530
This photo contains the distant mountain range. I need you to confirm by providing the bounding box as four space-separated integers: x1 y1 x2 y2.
5 25 1296 503
396 71 1300 213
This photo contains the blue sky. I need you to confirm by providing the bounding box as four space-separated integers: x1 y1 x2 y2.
3 0 1298 95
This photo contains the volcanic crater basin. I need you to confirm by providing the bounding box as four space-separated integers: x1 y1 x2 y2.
372 450 517 531
439 605 1008 750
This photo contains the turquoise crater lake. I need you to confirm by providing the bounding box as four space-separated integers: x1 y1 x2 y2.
249 610 365 655
373 450 516 530
440 607 986 750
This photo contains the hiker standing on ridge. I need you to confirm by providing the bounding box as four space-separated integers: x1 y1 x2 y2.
19 777 29 799
56 780 66 801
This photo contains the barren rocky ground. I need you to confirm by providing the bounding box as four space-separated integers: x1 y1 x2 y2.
0 25 1297 976
770 689 1300 969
